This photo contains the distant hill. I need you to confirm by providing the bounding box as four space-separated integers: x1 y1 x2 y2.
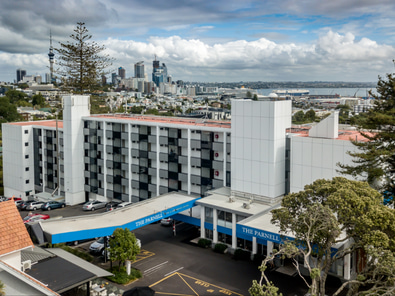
185 81 376 89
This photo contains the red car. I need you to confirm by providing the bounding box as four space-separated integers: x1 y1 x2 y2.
23 213 50 224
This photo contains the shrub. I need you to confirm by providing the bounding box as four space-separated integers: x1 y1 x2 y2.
197 238 212 248
55 244 94 262
107 266 142 284
214 243 228 254
233 248 251 261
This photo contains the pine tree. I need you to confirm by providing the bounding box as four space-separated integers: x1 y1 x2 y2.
55 22 114 93
338 64 395 197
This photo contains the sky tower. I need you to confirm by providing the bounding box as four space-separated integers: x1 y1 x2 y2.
48 30 55 83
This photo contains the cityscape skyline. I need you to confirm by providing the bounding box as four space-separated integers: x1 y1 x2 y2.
1 0 395 83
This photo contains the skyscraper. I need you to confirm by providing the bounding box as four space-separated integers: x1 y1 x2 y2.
118 67 126 79
134 61 145 78
152 57 168 87
16 69 26 83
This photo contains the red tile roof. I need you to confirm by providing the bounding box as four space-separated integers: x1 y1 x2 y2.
0 200 33 256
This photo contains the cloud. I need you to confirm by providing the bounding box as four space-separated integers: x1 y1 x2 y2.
101 31 395 82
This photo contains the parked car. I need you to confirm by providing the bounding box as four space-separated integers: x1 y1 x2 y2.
116 202 132 209
82 200 107 211
89 237 107 254
14 200 24 207
25 201 45 211
23 213 50 224
105 201 121 212
41 201 66 211
161 217 174 226
19 200 36 210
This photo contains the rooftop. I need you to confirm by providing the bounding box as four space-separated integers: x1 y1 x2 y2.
90 114 231 129
0 200 33 256
288 126 371 142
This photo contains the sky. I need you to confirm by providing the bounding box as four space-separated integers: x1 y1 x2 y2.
1 0 395 83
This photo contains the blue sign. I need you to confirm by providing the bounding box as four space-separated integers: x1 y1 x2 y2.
236 224 282 243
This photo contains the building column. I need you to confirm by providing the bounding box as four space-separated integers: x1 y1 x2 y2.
252 237 257 259
223 131 227 187
344 253 351 280
267 241 273 258
200 206 205 239
103 122 107 198
187 129 191 195
232 212 237 249
128 123 132 202
156 126 160 196
213 208 218 244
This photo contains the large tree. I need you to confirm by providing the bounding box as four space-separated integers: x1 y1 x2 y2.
107 228 140 272
338 66 395 197
55 22 113 93
250 177 395 296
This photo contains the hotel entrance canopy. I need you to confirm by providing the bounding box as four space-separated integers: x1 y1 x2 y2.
39 192 200 244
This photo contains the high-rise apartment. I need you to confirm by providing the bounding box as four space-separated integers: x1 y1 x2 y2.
152 58 168 87
134 61 145 79
118 67 126 79
16 69 26 83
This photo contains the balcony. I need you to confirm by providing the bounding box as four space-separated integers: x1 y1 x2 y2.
148 151 157 160
130 133 139 142
159 170 168 179
191 157 201 167
131 180 140 189
190 140 201 149
191 175 201 185
148 135 156 143
212 142 224 151
159 153 168 162
178 155 188 165
178 173 188 182
148 167 157 176
212 160 223 170
178 138 188 147
159 136 168 145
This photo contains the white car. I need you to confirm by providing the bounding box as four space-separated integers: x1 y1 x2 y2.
116 202 132 209
161 217 174 226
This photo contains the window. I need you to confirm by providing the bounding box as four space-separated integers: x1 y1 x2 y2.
25 155 29 159
25 167 29 172
24 130 28 134
25 142 28 147
25 180 29 184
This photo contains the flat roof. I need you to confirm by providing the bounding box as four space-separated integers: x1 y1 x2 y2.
288 126 371 142
8 120 63 129
40 193 200 244
196 190 272 217
89 114 231 129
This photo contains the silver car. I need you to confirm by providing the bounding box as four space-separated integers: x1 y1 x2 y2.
25 201 45 211
82 200 107 211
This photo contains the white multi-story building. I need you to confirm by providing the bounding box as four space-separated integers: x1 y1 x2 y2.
2 96 362 204
3 95 367 280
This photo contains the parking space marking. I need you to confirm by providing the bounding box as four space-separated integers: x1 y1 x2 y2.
134 249 155 263
164 267 184 277
150 272 244 296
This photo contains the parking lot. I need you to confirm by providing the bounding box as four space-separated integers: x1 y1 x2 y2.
19 202 345 296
